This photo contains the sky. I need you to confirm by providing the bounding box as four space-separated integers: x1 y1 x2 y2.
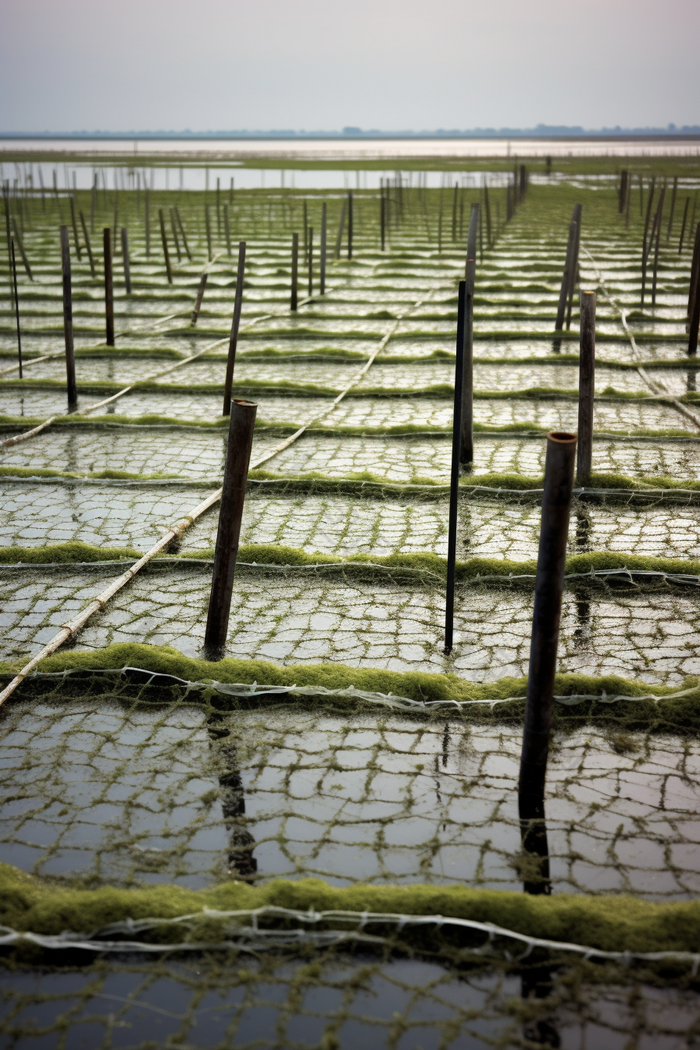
1 0 698 133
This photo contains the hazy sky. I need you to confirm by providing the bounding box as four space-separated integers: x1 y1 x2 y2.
1 0 698 132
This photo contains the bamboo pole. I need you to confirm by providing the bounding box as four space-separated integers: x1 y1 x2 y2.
223 242 246 416
103 227 115 346
576 292 595 484
444 280 468 652
204 398 258 655
555 217 577 335
60 226 78 411
159 209 173 284
518 430 577 894
565 205 582 329
191 271 209 326
10 239 23 379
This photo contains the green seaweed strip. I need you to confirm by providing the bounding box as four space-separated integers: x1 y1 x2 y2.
3 862 700 954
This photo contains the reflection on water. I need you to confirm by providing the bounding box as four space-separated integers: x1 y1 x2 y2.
207 714 258 881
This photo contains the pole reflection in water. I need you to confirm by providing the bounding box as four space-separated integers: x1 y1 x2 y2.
207 714 258 881
574 507 591 552
520 960 561 1048
688 367 697 394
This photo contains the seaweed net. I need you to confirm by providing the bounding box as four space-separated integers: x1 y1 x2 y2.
2 171 700 1043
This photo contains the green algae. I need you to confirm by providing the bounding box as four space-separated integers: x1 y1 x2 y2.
3 861 700 955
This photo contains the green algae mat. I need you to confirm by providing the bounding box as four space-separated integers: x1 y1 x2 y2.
2 155 700 1046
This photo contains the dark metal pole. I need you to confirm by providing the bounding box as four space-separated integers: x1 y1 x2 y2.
444 281 468 652
60 225 78 411
679 198 690 254
576 292 595 484
191 270 209 326
10 239 22 379
204 398 258 655
320 203 327 294
224 204 232 256
69 196 82 259
103 227 114 347
121 227 131 294
223 241 246 416
380 180 386 251
651 184 666 309
689 232 700 357
347 191 353 259
145 187 150 257
79 210 96 277
688 223 700 325
518 430 576 894
158 209 172 284
175 206 191 261
205 203 213 262
461 204 479 467
291 232 298 311
641 177 656 307
307 226 314 297
565 204 582 330
555 214 577 333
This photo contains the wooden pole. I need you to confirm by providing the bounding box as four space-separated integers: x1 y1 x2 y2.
518 430 577 894
10 239 23 379
216 177 221 235
688 258 700 357
565 205 582 329
159 209 173 284
222 242 246 416
69 196 82 259
169 208 182 262
145 187 150 256
347 191 353 259
224 203 232 256
307 226 314 297
641 177 656 307
334 201 346 260
204 398 258 655
60 226 78 410
103 227 115 346
576 291 595 484
380 182 386 251
444 280 468 653
191 271 209 326
205 204 213 262
320 203 327 294
679 198 690 254
461 203 479 467
291 232 299 311
11 217 33 280
688 223 700 324
651 185 666 309
79 211 96 277
113 192 119 254
175 207 192 261
667 176 678 242
121 227 132 294
555 214 577 333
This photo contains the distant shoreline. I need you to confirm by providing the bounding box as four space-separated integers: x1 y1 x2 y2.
2 132 700 142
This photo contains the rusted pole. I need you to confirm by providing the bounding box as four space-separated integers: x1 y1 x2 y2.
204 398 258 655
103 227 115 347
159 209 173 284
576 292 595 484
69 196 82 259
79 211 96 277
308 226 314 297
10 239 23 378
223 241 246 416
121 227 132 294
518 430 577 895
461 203 479 467
191 271 208 326
347 191 353 259
291 232 299 311
444 280 468 653
11 217 33 281
60 226 78 411
320 203 327 294
679 198 690 254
